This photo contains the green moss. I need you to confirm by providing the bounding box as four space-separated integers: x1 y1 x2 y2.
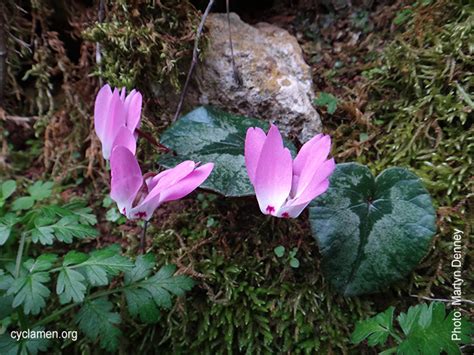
122 196 373 354
359 0 473 209
84 0 199 94
357 2 473 306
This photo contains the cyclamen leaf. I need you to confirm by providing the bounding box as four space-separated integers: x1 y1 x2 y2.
76 298 121 351
352 306 394 346
309 163 436 295
56 267 87 303
159 106 296 197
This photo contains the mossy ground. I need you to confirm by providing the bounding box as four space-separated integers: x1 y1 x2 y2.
1 0 472 353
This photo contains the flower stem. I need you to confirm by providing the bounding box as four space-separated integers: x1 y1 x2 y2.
135 128 171 153
14 233 28 330
140 220 148 254
15 233 26 278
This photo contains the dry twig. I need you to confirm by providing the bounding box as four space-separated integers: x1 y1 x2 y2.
172 0 215 122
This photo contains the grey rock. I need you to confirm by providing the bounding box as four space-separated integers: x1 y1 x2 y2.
193 13 321 142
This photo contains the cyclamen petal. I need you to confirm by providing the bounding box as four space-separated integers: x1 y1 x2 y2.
292 135 332 199
149 161 196 192
244 124 335 219
278 179 330 218
131 161 198 219
124 90 142 132
110 146 143 216
244 127 266 185
113 126 137 156
158 163 214 204
254 124 293 216
292 158 335 205
94 84 113 142
93 84 142 160
109 148 214 221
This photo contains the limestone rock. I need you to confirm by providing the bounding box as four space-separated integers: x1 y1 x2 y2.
193 13 321 142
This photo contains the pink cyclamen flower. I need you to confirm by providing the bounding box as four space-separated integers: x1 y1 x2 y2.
245 124 335 218
94 84 143 160
110 146 214 221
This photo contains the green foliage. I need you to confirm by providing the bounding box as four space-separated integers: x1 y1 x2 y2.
273 245 285 258
11 181 53 211
78 247 133 287
76 298 122 351
23 203 97 246
353 302 473 354
0 181 16 208
352 306 395 346
314 92 338 114
274 246 300 268
0 214 18 246
0 326 51 355
160 106 296 197
393 9 413 25
124 256 195 323
309 163 436 295
0 180 195 353
0 180 97 247
103 196 126 224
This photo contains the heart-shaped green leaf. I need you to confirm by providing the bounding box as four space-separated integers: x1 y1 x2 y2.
159 106 296 197
309 163 436 296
